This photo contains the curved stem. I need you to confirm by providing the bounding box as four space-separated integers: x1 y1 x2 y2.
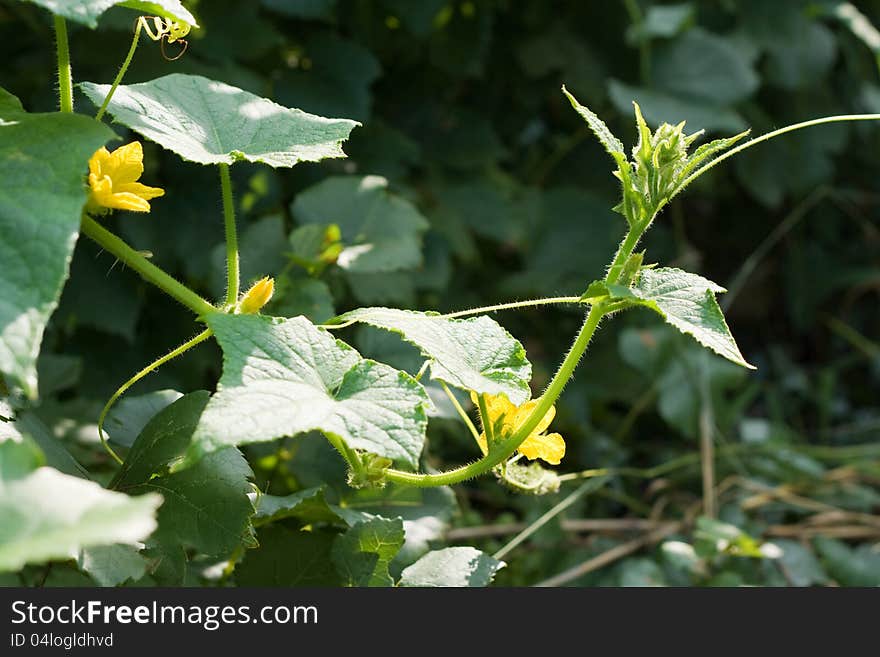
324 432 365 481
477 393 494 449
53 16 73 113
384 304 606 487
320 296 584 330
81 214 216 316
98 329 213 465
96 18 143 121
676 114 880 195
441 296 583 319
441 381 480 441
605 223 646 285
219 164 239 307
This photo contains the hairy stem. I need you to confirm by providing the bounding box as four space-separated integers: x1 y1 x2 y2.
54 16 73 113
441 296 583 319
96 18 143 121
441 381 480 441
676 114 880 195
321 296 584 329
219 164 240 307
99 329 213 465
81 215 216 316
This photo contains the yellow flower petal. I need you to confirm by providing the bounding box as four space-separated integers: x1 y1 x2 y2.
115 181 165 200
470 391 565 465
513 399 555 435
86 141 164 214
101 190 152 213
106 141 145 185
88 146 111 178
239 277 275 314
518 431 565 465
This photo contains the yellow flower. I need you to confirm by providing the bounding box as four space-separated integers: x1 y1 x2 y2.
470 392 566 465
86 142 164 214
239 277 275 314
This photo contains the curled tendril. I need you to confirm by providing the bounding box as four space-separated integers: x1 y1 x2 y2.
139 15 191 61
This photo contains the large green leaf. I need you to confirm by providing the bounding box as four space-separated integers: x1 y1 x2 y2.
252 486 344 526
19 0 196 28
112 392 255 561
0 430 160 572
618 268 753 369
0 112 113 397
187 314 430 468
80 74 359 168
337 483 456 568
398 547 504 587
78 544 148 587
336 307 532 404
291 175 428 273
0 468 161 572
331 516 404 587
608 80 747 133
652 28 759 105
237 526 340 586
276 33 381 123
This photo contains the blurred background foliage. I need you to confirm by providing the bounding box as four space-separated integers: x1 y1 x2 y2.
2 0 880 586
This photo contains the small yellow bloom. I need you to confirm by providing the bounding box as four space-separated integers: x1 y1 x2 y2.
239 277 275 314
470 392 566 465
86 142 164 214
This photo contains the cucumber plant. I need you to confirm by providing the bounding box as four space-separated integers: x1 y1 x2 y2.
1 1 877 587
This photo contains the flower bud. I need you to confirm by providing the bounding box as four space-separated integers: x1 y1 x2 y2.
239 277 274 314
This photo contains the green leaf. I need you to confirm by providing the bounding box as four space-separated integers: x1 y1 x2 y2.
608 80 746 133
187 314 430 468
399 547 504 587
269 277 335 324
14 412 90 479
253 487 343 526
0 466 161 572
112 392 255 561
331 516 404 587
336 483 457 567
652 28 759 105
19 0 196 28
676 130 750 185
765 21 836 91
261 0 336 21
562 85 626 160
625 268 753 369
80 74 359 168
814 536 880 586
0 88 25 122
337 307 532 405
773 539 828 587
102 389 183 450
78 544 147 587
56 239 142 341
0 113 113 397
291 175 428 273
117 1 197 25
275 33 381 123
237 526 340 586
0 420 43 480
628 3 694 42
